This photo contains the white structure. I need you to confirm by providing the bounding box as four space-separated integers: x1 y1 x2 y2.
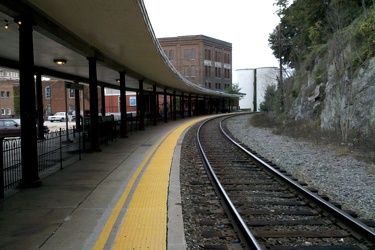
237 67 278 111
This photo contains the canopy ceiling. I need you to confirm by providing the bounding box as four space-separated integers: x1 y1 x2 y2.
0 0 235 97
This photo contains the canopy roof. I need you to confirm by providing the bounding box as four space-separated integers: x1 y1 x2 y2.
0 0 236 97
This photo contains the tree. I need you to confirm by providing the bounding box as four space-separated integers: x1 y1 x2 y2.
260 85 278 112
269 0 373 70
226 83 243 111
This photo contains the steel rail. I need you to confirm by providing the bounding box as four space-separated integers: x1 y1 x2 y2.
197 116 262 250
220 115 375 245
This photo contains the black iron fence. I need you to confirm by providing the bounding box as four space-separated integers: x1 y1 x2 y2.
1 113 175 198
1 117 123 198
1 128 81 195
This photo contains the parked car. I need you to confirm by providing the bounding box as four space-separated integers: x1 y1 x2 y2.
38 124 50 134
0 118 49 138
0 118 21 137
48 112 72 122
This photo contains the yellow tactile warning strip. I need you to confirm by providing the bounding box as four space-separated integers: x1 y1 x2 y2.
93 117 211 250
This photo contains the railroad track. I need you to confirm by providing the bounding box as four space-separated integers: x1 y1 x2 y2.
191 115 375 249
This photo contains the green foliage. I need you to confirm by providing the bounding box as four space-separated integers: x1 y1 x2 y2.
353 7 375 64
260 85 278 112
312 60 327 85
269 0 373 70
226 82 243 101
226 83 242 94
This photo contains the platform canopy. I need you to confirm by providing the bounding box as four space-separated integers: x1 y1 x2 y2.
0 0 236 97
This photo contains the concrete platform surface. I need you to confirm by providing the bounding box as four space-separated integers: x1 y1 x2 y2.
0 116 210 250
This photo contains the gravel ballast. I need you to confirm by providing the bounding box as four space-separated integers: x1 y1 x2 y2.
225 114 375 220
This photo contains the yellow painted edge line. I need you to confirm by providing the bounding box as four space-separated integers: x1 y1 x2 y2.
92 133 169 250
113 121 189 249
92 116 216 250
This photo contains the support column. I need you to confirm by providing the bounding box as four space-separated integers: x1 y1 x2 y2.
138 79 145 130
152 85 157 126
101 85 106 116
74 82 81 132
228 98 231 113
203 96 206 115
181 93 184 119
195 95 199 116
173 91 176 121
209 96 212 114
119 71 128 138
215 98 219 114
188 94 192 117
88 57 101 152
19 18 41 187
163 89 168 123
36 72 44 139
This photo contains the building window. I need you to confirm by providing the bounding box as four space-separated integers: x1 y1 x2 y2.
45 86 51 99
1 108 5 115
69 89 75 98
7 108 11 115
190 48 195 60
69 105 75 112
184 49 189 61
215 51 221 62
46 104 52 116
191 65 196 77
1 91 4 98
169 50 174 60
205 49 212 60
6 91 10 98
184 65 189 77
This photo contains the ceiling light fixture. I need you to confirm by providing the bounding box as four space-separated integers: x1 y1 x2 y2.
54 59 67 65
2 19 20 29
2 19 9 29
116 79 120 83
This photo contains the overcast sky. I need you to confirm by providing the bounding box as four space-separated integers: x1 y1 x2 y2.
143 0 280 82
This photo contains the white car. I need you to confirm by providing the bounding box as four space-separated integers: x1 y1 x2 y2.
48 112 72 122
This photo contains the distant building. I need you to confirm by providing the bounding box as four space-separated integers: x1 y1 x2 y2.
0 68 91 118
104 35 233 113
158 35 232 91
237 67 278 111
42 80 91 117
0 68 19 117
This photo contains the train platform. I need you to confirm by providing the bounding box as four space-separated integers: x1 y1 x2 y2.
0 115 213 250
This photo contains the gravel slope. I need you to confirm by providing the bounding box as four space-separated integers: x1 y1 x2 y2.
225 114 375 220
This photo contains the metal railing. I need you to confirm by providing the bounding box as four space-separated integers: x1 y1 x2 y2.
1 113 177 197
1 128 81 194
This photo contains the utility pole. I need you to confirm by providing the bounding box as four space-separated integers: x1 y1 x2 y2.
278 23 284 112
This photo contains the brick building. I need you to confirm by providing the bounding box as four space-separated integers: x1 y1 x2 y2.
41 80 91 117
0 68 92 118
0 80 18 117
0 69 19 117
158 35 232 91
